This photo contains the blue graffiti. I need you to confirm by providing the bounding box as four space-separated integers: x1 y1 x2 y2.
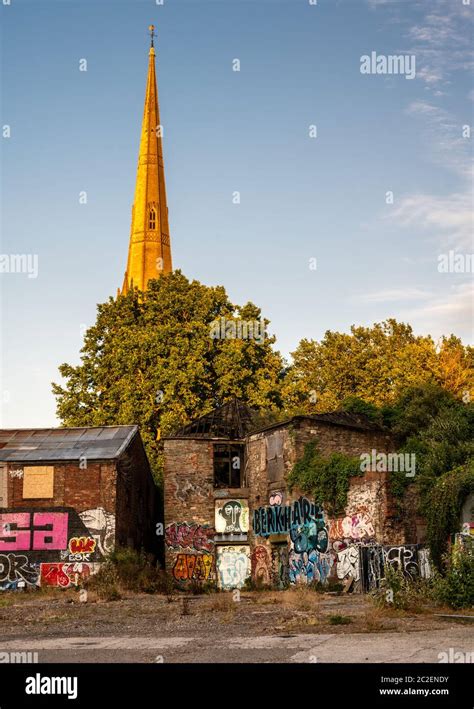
253 497 328 553
289 549 333 584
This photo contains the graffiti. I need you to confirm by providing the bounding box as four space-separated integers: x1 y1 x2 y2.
215 500 249 533
0 553 40 589
336 545 360 582
272 544 289 589
384 545 419 579
0 512 68 552
78 508 115 557
269 491 283 506
254 497 328 553
165 522 214 552
40 562 96 588
9 469 23 479
69 537 96 555
362 545 385 591
175 479 211 504
216 545 251 590
289 549 334 585
461 522 474 537
172 553 213 582
251 545 271 586
418 548 431 579
329 512 375 541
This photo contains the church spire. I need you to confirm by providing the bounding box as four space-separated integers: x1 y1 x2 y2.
121 25 172 294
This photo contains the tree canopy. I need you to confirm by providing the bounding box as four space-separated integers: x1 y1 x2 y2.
52 271 284 480
281 319 474 414
53 277 473 491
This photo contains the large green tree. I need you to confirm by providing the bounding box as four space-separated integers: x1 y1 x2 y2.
282 319 474 414
52 271 284 480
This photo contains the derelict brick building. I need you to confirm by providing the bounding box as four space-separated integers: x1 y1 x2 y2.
0 425 159 590
163 399 431 591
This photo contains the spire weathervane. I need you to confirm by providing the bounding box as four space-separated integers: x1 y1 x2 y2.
149 24 156 49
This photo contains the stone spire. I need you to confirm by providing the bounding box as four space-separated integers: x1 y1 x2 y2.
121 25 172 294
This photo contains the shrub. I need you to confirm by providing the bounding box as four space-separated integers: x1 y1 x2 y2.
370 565 438 612
86 547 174 599
434 547 474 610
86 562 122 601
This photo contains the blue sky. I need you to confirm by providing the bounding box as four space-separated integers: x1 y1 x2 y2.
1 0 473 427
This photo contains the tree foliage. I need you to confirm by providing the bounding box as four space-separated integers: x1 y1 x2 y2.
282 320 474 414
52 271 284 480
380 384 474 566
425 462 474 569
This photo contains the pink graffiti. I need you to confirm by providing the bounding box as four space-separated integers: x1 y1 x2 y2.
0 514 30 550
329 512 374 541
0 513 68 551
165 522 214 552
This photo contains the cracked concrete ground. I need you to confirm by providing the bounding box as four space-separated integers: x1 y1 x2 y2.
1 591 472 663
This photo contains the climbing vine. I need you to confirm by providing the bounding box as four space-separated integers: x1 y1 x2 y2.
424 460 474 568
287 441 361 515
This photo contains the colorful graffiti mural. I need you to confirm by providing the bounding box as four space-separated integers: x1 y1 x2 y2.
215 500 249 534
216 545 251 590
0 512 68 551
0 507 109 590
289 549 334 584
329 512 375 542
254 497 328 553
40 562 97 588
0 553 40 589
251 545 271 586
172 553 213 582
68 537 96 556
165 522 214 552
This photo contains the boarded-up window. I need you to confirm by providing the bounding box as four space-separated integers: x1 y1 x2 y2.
0 465 7 507
266 431 284 482
22 466 54 499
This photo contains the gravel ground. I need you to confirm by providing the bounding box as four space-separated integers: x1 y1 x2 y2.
0 590 472 663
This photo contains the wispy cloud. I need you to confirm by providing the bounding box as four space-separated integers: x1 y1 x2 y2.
389 101 473 251
398 282 474 343
367 0 474 88
357 283 473 344
389 192 473 250
357 288 433 304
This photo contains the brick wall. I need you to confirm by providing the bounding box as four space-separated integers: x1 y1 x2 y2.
6 461 116 512
162 418 427 591
163 438 216 582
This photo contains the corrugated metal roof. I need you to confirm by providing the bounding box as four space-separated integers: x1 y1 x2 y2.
0 425 138 462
